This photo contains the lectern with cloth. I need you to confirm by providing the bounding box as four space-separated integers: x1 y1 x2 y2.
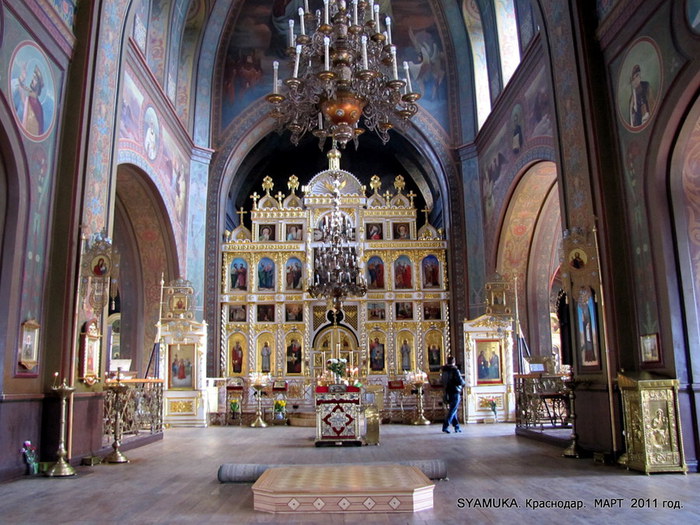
315 385 363 446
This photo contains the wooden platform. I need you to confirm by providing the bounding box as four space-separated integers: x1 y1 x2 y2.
252 464 434 514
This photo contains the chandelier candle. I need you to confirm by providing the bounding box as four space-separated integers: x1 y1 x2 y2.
298 8 306 35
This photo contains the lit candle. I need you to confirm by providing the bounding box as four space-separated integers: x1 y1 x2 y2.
385 16 392 44
298 7 306 35
403 61 412 92
361 35 368 70
273 61 279 94
390 45 398 80
293 45 302 78
324 36 330 71
323 0 329 25
288 19 295 47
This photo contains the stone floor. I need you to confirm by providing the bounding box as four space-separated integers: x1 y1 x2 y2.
0 423 698 524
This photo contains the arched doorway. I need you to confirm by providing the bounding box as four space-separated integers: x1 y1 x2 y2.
113 164 179 376
495 161 560 363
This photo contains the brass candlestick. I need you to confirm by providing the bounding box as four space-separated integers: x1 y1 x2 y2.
250 383 267 428
562 379 580 458
412 381 431 425
46 380 76 477
105 374 129 463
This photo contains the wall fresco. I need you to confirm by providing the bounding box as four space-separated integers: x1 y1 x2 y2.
680 113 700 330
615 37 662 132
0 11 62 324
148 0 169 84
48 0 76 30
480 65 554 248
8 41 56 141
84 0 130 234
610 5 682 337
118 68 190 271
688 0 700 34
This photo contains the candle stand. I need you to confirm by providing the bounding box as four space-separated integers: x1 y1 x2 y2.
105 376 130 463
412 381 431 425
45 380 77 477
250 383 268 428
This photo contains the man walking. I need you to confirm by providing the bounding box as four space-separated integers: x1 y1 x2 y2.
441 356 465 433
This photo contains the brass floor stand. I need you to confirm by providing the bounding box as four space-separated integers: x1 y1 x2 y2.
412 382 431 425
105 380 130 464
45 381 77 477
250 384 267 428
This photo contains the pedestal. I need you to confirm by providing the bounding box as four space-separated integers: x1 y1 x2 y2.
618 373 687 473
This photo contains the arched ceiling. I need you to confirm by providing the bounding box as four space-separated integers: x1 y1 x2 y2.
225 130 437 231
208 0 487 232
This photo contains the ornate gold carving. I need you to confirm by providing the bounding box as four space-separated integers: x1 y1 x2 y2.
169 400 195 414
262 176 274 195
288 175 299 194
618 373 687 473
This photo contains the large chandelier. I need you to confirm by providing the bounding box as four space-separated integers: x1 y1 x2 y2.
307 149 367 310
266 0 421 148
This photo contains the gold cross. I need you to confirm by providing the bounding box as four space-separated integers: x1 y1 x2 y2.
250 192 260 209
275 191 285 205
236 207 248 226
407 190 416 207
421 208 431 224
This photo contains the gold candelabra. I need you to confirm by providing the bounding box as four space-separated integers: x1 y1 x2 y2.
250 373 270 428
105 372 129 463
45 378 76 477
411 380 430 426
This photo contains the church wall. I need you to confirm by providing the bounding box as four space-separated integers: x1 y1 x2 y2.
472 38 557 354
0 2 65 384
597 0 700 467
0 397 43 480
0 0 78 481
118 50 192 277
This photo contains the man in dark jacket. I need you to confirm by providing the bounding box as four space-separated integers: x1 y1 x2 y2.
441 356 465 433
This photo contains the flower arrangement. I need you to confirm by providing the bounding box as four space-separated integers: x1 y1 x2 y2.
21 440 38 475
484 397 498 416
274 399 287 413
326 358 347 379
229 400 240 414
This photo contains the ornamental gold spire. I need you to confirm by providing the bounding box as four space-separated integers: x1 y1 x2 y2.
262 176 274 195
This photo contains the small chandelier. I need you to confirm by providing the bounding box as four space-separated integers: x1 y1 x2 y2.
266 0 421 148
307 148 367 310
